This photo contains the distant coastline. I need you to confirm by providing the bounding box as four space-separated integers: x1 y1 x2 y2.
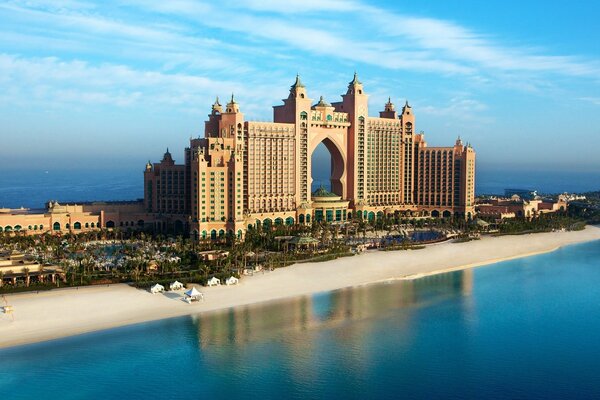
2 226 599 349
2 168 600 209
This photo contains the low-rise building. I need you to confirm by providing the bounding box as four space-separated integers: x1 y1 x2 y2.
476 197 567 220
0 251 65 287
0 201 158 236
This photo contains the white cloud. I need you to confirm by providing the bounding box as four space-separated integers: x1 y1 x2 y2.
232 0 361 13
367 12 600 78
0 54 283 116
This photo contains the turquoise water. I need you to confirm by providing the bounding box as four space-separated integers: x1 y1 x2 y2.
1 240 600 399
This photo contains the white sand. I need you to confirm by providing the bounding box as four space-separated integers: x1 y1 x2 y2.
1 226 600 348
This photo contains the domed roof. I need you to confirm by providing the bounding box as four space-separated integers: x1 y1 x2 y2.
314 96 331 107
312 186 338 198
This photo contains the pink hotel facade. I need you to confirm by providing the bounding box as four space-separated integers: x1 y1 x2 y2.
0 74 475 238
144 74 475 240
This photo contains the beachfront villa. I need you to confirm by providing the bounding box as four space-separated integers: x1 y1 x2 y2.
0 74 476 239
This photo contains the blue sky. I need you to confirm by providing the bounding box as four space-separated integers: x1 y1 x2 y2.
1 0 599 173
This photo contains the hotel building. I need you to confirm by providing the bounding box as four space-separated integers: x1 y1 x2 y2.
143 74 476 240
0 74 475 237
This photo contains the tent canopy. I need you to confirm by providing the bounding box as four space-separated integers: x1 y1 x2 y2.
185 287 202 297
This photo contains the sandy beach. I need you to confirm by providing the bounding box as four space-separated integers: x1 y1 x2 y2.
2 226 600 349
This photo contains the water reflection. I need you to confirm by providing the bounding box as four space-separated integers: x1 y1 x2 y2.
191 269 474 348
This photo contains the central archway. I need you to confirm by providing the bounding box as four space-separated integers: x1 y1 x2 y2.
310 137 345 197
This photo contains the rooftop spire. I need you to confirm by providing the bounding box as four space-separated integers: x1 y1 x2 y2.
349 71 362 86
214 96 221 106
384 96 395 111
291 74 305 89
162 148 173 164
225 93 240 113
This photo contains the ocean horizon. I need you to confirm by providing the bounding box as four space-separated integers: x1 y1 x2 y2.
1 240 600 399
1 168 599 209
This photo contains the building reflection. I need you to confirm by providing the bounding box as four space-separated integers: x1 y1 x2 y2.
190 269 474 349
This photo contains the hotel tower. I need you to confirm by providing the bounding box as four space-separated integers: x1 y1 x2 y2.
143 74 475 240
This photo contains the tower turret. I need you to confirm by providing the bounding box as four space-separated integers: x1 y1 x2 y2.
380 96 397 119
211 96 222 114
341 72 369 202
289 74 307 99
225 94 240 114
346 72 365 95
161 148 174 165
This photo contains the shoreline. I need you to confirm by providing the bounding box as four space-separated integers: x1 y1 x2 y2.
2 226 600 349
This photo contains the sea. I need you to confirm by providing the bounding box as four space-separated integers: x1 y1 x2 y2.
1 240 600 399
0 168 599 209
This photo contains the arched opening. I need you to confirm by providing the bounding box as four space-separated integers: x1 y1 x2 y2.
106 221 115 228
285 217 294 226
237 230 243 239
53 222 60 231
14 225 21 231
274 217 283 226
306 214 311 223
137 220 145 227
299 214 305 224
202 230 207 240
218 229 225 238
263 218 272 229
311 138 345 196
368 212 375 221
431 210 440 218
442 211 452 219
210 230 217 240
0 227 3 232
73 222 81 230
